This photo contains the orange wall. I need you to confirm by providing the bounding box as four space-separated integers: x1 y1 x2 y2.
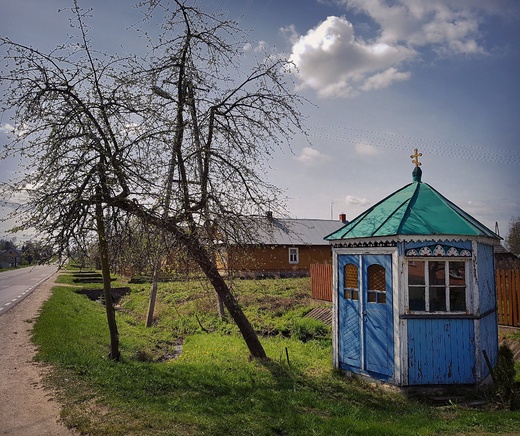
218 245 333 273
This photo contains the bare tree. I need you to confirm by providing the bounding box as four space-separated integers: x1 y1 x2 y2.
0 0 306 359
506 216 520 255
0 4 132 359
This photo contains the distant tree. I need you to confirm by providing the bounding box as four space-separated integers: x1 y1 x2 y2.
0 239 13 250
506 216 520 255
21 239 50 264
0 0 305 359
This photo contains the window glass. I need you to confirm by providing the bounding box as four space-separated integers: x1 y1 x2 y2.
408 261 425 285
345 289 360 301
429 261 445 286
408 259 467 313
368 264 386 305
368 265 385 290
429 287 446 312
344 263 359 301
449 261 465 286
345 264 358 289
288 247 298 264
409 287 425 311
450 287 466 311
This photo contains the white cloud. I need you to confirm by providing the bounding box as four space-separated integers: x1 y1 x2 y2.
355 142 380 156
360 67 411 91
280 25 299 45
345 195 371 207
288 0 500 98
243 40 268 52
0 122 28 137
295 147 331 166
0 123 15 134
289 16 414 98
342 0 487 54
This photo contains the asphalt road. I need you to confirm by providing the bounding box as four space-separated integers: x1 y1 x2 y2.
0 264 59 316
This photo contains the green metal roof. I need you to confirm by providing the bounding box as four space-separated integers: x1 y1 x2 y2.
326 167 499 241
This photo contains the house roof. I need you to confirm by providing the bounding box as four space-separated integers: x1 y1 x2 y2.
0 247 22 257
326 166 499 241
254 218 346 246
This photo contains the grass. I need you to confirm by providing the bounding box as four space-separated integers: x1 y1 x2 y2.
31 271 520 435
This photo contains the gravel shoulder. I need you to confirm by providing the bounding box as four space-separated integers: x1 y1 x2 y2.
0 273 75 436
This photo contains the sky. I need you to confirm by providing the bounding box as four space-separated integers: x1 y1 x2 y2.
1 0 519 243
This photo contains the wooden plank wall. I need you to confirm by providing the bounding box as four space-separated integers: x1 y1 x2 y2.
496 269 520 327
310 264 333 301
407 318 476 384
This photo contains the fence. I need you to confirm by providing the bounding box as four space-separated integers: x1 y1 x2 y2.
310 264 332 302
496 269 520 327
310 264 520 328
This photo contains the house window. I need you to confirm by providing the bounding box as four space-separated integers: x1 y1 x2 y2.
367 264 386 304
344 263 359 300
288 247 299 264
408 260 467 312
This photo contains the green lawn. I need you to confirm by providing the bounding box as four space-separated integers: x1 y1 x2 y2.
31 271 520 435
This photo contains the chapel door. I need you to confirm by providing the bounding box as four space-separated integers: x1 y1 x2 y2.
338 254 394 379
338 255 361 368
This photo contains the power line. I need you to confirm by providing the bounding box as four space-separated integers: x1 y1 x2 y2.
247 0 272 34
306 120 520 166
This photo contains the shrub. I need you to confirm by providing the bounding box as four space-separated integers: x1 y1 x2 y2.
292 317 329 343
494 344 518 409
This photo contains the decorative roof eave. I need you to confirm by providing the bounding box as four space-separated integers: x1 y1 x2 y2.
328 234 501 248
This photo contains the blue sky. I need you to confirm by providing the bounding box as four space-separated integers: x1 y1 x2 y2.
1 0 519 242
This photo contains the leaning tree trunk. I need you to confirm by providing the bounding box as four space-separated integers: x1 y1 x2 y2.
95 200 121 361
207 247 226 319
185 236 266 359
110 198 266 359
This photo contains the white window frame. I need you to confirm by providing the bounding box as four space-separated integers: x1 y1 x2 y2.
288 247 299 264
406 258 469 313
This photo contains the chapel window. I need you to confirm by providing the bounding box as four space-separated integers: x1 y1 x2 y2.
344 263 359 301
408 260 467 312
367 264 386 304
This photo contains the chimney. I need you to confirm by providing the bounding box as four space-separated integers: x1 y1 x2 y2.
339 213 347 223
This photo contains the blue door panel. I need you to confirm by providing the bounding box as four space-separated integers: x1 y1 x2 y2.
365 310 391 372
338 255 361 368
338 254 394 379
364 255 393 376
340 298 361 367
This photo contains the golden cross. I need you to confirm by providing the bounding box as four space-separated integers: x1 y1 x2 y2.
410 148 422 167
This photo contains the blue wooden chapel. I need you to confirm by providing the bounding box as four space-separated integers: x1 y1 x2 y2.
325 150 501 386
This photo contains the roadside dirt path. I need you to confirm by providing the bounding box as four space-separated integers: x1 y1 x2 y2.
0 273 74 435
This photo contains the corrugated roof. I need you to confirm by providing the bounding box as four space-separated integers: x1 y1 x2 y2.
255 218 346 245
326 167 499 241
